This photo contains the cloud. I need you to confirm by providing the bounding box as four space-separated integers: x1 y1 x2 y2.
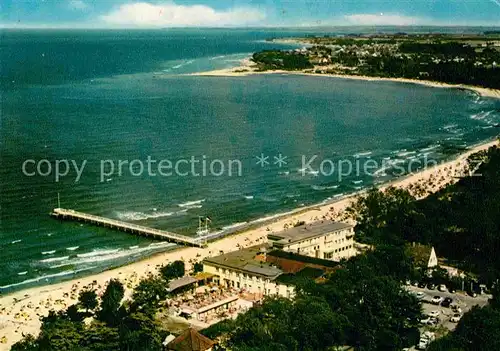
100 2 266 27
68 0 88 11
344 13 423 26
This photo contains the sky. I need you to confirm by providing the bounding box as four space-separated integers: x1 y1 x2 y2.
0 0 499 28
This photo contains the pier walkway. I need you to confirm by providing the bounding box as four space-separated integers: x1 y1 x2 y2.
51 208 204 248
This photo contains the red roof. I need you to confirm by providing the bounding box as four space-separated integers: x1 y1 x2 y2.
167 328 215 351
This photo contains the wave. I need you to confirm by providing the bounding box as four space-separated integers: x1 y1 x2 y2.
11 239 22 244
0 268 95 291
209 55 226 61
115 210 175 221
297 168 319 176
178 199 205 208
419 145 440 153
260 196 278 202
442 124 459 131
373 166 390 177
221 222 248 231
471 111 493 121
148 242 176 248
39 256 70 263
352 180 363 185
76 249 121 258
171 60 194 69
252 209 301 224
66 246 79 251
244 195 254 200
397 150 417 157
354 151 373 158
311 184 340 191
42 250 56 255
17 271 28 276
49 243 176 269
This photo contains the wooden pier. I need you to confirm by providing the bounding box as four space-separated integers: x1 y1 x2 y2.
51 208 204 248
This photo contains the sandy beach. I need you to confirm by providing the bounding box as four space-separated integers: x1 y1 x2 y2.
189 59 500 99
0 138 498 349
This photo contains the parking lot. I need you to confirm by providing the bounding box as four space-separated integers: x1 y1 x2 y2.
405 285 491 350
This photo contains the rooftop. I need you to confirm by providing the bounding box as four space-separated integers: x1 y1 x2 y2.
202 244 283 279
268 221 353 245
267 249 340 268
167 276 198 293
166 328 215 351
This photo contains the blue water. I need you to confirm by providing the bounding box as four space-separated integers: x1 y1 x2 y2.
1 29 499 293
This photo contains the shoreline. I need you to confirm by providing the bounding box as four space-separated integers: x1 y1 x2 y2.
0 139 498 349
188 62 500 100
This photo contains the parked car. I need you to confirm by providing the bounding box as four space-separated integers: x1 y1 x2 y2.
431 296 444 304
427 317 440 326
417 331 436 350
428 283 436 290
450 313 462 323
438 284 447 292
418 281 427 288
420 317 430 325
468 291 477 297
451 305 462 314
415 292 425 300
449 287 456 293
441 297 453 307
427 310 440 318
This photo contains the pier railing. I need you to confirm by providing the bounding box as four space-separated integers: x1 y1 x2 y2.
51 208 204 248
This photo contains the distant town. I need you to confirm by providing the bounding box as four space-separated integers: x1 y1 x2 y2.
250 32 500 89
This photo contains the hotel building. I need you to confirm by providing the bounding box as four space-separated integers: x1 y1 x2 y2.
267 221 355 261
202 245 295 298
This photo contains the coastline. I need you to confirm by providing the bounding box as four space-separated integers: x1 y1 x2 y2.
188 61 500 100
0 138 498 349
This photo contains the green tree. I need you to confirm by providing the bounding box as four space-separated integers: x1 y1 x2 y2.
66 304 85 323
160 261 185 281
80 321 120 351
10 334 39 351
345 187 418 245
37 311 83 350
119 312 164 351
78 289 98 313
453 305 500 350
193 262 203 273
97 279 125 326
131 276 168 314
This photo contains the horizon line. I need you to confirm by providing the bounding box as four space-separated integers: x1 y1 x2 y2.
2 24 500 30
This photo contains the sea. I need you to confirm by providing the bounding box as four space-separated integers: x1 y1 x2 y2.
1 28 499 293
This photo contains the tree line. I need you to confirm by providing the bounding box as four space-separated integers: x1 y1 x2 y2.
11 260 187 351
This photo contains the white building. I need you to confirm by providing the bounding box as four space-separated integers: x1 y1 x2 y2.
267 221 355 261
202 246 295 298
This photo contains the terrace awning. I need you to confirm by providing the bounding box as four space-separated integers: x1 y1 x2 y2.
167 276 198 293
